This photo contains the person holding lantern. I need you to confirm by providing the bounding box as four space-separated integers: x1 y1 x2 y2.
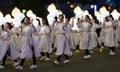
38 18 52 61
116 16 120 44
15 16 40 70
79 15 93 59
53 14 71 65
102 16 118 55
0 22 19 69
65 18 75 50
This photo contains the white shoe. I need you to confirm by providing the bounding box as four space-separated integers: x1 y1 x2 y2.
109 51 115 56
83 55 91 59
100 48 103 53
53 60 59 65
101 46 104 48
30 65 37 69
75 50 80 52
13 62 19 67
100 46 104 53
44 58 50 61
40 57 46 61
0 65 5 69
90 51 94 54
15 65 23 70
63 60 70 63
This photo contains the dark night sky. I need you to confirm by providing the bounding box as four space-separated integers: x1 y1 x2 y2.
0 0 119 18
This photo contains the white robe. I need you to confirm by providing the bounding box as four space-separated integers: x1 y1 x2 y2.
90 24 99 48
11 27 20 52
79 22 93 50
66 24 75 50
33 25 41 48
116 21 120 42
38 25 52 53
20 25 40 59
0 26 2 58
54 22 71 56
104 21 118 47
0 30 19 61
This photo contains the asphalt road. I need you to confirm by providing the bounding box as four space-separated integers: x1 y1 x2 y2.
0 47 120 72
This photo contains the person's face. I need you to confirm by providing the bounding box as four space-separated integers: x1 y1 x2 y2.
84 16 88 21
65 19 69 24
58 16 64 22
107 16 112 21
118 17 120 21
4 23 9 30
24 18 30 25
42 19 46 25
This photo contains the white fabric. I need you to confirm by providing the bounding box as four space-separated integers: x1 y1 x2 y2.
20 25 40 59
0 31 19 61
54 22 71 56
38 25 52 53
104 21 118 47
79 22 93 50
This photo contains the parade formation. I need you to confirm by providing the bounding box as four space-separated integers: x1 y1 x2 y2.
0 3 120 71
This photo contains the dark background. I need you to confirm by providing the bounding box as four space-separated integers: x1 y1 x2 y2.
0 0 120 18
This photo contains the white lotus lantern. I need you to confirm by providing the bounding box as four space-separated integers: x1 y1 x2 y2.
26 9 33 17
5 14 12 23
47 3 59 25
47 3 56 13
71 6 83 31
58 10 63 15
99 6 109 18
0 11 5 25
0 11 3 18
111 9 120 20
95 11 102 22
74 6 83 18
11 7 21 17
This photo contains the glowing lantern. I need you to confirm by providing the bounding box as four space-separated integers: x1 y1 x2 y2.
47 3 56 12
99 6 109 19
0 11 3 18
74 6 82 14
58 10 63 15
0 11 5 25
84 10 89 15
95 11 102 22
100 6 107 13
111 9 120 20
26 9 33 17
47 3 59 25
71 6 83 31
11 7 21 17
5 14 12 23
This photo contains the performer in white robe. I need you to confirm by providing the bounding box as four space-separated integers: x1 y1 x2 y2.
38 19 52 61
103 16 118 55
0 25 3 60
79 15 93 59
90 21 100 48
116 17 120 44
33 19 41 49
98 22 107 52
50 17 58 52
11 27 21 54
65 18 75 50
53 14 71 65
0 22 19 69
15 17 40 70
75 18 82 52
0 25 3 65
